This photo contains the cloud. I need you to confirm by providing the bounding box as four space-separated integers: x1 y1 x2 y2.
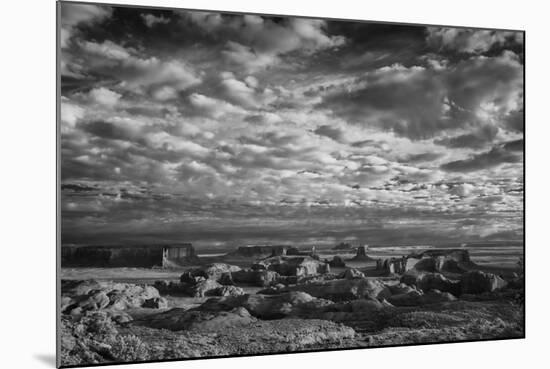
188 93 245 118
426 27 523 54
183 12 345 72
440 141 522 172
434 124 499 149
89 87 122 107
79 40 202 95
141 13 170 27
60 3 112 48
320 64 450 139
83 120 141 142
61 99 84 129
449 183 475 197
314 125 345 142
221 41 279 72
321 52 523 140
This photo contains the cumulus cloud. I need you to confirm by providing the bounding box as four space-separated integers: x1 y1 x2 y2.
321 51 523 141
141 13 170 27
183 12 345 72
426 27 523 54
60 3 112 48
89 87 122 107
79 39 202 95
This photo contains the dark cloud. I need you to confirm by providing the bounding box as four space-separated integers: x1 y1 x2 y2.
434 124 499 149
314 125 345 142
440 141 523 172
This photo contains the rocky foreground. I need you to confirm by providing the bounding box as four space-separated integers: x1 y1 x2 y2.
60 250 524 366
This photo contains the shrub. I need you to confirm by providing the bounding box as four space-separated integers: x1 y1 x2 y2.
108 335 150 362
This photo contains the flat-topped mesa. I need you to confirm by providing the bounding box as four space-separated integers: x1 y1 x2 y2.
405 248 476 273
375 249 476 275
229 245 299 258
61 243 199 268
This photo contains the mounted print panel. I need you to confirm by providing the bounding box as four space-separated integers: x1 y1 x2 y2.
57 1 525 367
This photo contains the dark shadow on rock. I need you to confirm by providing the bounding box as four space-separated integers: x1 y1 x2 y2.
33 353 56 367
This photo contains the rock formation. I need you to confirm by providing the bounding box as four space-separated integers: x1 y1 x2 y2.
460 271 508 294
350 245 375 261
282 278 391 301
329 256 346 268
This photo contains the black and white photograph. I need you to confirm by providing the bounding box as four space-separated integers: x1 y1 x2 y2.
58 1 524 367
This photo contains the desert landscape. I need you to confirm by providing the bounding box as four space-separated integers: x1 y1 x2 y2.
59 243 524 366
58 2 524 367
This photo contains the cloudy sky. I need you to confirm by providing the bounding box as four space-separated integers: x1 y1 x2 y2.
60 2 524 248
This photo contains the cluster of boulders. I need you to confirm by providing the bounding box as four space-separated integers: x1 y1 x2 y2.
152 263 247 297
61 280 168 317
398 255 510 297
154 258 332 298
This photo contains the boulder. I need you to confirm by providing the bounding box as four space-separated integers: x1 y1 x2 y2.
387 283 417 295
258 256 330 277
329 256 346 268
284 278 391 301
212 285 245 297
61 281 163 314
107 285 160 310
78 290 110 311
339 268 365 279
232 269 280 287
198 291 333 319
410 257 437 272
133 306 256 331
405 257 422 272
180 263 241 283
406 249 476 273
387 289 456 306
142 297 168 309
460 271 508 294
400 271 460 296
218 272 235 285
192 279 223 297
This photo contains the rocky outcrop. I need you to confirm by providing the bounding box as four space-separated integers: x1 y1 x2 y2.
142 297 168 309
283 278 391 301
329 256 346 268
133 307 256 331
256 256 330 277
461 271 508 294
339 268 365 279
387 289 456 306
212 285 245 297
180 263 241 283
350 246 374 261
61 280 164 315
197 292 334 319
405 249 476 274
400 270 461 296
232 269 280 287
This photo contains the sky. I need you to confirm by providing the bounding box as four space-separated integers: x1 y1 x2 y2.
59 2 524 248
